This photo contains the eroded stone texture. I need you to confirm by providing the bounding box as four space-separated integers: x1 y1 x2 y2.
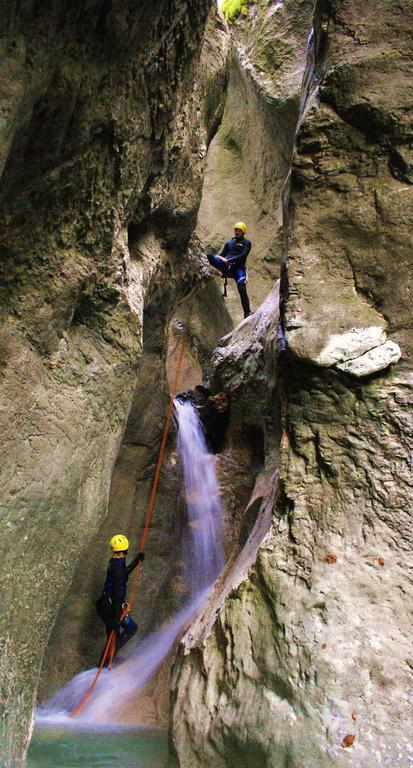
171 1 413 766
274 1 413 761
2 0 412 764
0 1 229 763
172 320 412 768
196 0 315 324
39 245 232 701
284 0 412 369
171 287 284 765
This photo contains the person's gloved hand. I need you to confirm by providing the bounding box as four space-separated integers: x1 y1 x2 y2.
137 552 145 562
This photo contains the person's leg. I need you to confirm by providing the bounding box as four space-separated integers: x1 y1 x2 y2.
96 594 111 624
96 596 114 663
117 614 138 651
97 617 118 666
234 269 251 318
95 596 122 665
238 283 251 317
207 253 226 275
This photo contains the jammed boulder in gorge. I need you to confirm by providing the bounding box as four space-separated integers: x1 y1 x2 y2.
0 1 230 763
171 1 413 767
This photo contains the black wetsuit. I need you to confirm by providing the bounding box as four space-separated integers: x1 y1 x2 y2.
96 553 143 656
207 236 252 317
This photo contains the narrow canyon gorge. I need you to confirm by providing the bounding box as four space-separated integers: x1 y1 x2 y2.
0 1 412 766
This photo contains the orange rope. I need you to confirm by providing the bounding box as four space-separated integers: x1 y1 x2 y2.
69 306 192 718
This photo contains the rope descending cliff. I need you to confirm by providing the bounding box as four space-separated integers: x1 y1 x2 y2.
69 307 193 718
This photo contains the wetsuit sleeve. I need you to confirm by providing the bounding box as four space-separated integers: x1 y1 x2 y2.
226 239 251 266
219 241 230 258
110 560 125 622
126 552 145 575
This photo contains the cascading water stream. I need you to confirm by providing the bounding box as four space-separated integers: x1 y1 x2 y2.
37 399 223 726
175 399 224 597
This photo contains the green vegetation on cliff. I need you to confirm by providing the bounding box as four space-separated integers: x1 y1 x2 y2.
221 0 249 22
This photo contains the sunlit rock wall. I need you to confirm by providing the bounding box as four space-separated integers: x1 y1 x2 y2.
171 1 413 766
0 1 229 763
196 0 314 323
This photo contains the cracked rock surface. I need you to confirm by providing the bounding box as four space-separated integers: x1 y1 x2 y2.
0 1 228 763
284 0 412 372
0 0 412 765
196 0 315 324
171 1 413 766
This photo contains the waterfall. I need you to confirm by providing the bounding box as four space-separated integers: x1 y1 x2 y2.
37 400 224 726
175 399 224 597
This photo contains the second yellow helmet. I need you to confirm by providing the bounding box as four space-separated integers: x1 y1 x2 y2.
110 534 129 552
234 221 247 233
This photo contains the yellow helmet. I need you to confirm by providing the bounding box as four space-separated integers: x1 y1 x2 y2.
110 534 129 552
234 221 247 233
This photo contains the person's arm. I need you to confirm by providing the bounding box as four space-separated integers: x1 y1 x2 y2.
225 240 251 266
126 552 145 575
219 241 230 261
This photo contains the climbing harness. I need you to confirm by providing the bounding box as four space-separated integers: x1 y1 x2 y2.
69 305 193 717
222 268 247 299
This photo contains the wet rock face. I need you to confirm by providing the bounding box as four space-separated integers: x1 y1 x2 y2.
171 2 413 767
275 0 412 761
284 0 412 371
171 288 282 766
196 0 315 324
0 1 229 763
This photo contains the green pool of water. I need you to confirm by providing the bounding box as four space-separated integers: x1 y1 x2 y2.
27 726 178 768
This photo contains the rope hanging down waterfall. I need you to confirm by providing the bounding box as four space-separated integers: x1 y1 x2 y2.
69 306 193 718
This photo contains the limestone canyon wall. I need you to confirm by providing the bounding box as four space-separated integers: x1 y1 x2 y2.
0 1 228 764
171 1 413 767
38 11 232 701
0 0 412 766
196 0 315 322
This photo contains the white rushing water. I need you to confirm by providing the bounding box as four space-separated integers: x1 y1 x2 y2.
38 399 224 727
175 399 224 597
37 591 209 726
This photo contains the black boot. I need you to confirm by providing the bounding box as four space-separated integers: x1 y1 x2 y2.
117 614 138 651
238 282 251 318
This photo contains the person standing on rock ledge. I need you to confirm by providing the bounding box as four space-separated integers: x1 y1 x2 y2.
207 222 252 318
96 534 144 663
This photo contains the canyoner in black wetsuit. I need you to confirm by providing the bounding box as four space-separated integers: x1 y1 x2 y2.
207 221 252 318
96 534 144 662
